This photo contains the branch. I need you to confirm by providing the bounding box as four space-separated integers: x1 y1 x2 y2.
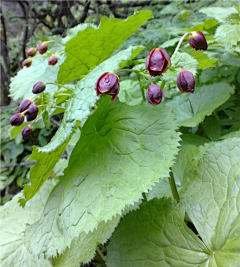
79 0 91 23
1 161 36 169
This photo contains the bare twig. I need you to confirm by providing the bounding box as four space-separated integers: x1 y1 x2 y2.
1 161 36 169
50 117 61 127
79 0 91 23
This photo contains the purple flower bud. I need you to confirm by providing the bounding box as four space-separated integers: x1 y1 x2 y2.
189 31 207 51
177 70 196 93
22 58 32 68
26 47 37 57
146 84 164 105
28 104 39 114
32 82 46 94
22 126 32 140
95 72 120 102
145 48 171 77
18 99 32 112
48 54 58 65
9 113 24 126
37 42 48 54
26 112 37 122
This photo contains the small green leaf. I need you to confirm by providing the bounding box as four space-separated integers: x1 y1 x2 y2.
202 116 221 141
168 82 235 127
162 52 198 82
200 7 238 22
215 24 240 49
118 80 142 106
204 18 218 30
188 50 217 69
10 122 29 139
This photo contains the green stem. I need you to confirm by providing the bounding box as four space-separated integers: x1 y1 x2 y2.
29 111 44 127
142 192 148 202
55 93 71 97
96 247 104 260
52 105 65 110
172 32 192 56
169 172 180 203
47 40 65 46
213 111 220 121
46 82 72 91
115 68 154 85
160 80 165 90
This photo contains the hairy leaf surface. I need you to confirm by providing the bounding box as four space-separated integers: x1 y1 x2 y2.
26 97 180 257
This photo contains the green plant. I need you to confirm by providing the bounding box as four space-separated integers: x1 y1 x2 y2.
1 3 240 267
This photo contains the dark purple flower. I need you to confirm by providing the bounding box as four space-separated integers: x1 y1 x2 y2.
177 70 196 93
37 42 48 54
48 54 58 65
22 126 32 140
9 113 24 126
32 82 46 94
22 58 32 68
26 47 37 57
26 113 37 122
95 72 120 102
146 84 164 105
18 99 32 112
145 48 171 77
189 31 208 51
28 104 39 114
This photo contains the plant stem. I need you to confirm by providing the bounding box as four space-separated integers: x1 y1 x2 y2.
172 32 192 56
47 40 65 46
55 93 71 97
96 247 104 260
169 171 180 203
115 68 154 85
142 192 148 202
52 105 65 110
160 80 165 90
213 111 220 121
46 82 72 91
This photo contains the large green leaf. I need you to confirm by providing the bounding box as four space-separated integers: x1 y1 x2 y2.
182 137 240 263
58 11 152 84
168 82 234 127
200 7 238 22
25 97 180 258
106 198 209 267
20 45 143 205
0 181 55 267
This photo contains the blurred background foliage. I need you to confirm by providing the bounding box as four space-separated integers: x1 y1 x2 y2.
1 0 239 207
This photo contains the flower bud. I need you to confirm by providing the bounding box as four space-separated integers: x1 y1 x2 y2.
145 48 171 76
95 72 120 102
26 113 38 122
37 41 48 54
177 70 195 93
189 31 207 51
18 99 32 112
26 47 37 57
28 104 39 114
9 113 24 126
32 82 46 94
146 84 164 105
48 54 58 65
22 58 32 68
22 126 32 140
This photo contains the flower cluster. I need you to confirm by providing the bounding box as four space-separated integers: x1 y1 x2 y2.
22 41 59 68
95 31 207 105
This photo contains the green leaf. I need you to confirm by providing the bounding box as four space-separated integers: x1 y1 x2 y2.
147 177 172 201
202 116 221 141
58 11 152 84
20 46 143 205
162 52 198 82
204 19 218 30
200 7 238 22
214 24 240 49
106 198 209 267
9 44 65 100
53 216 120 267
10 122 29 139
19 135 73 207
0 181 55 267
168 82 235 127
26 97 180 258
182 138 240 263
118 79 142 106
188 50 217 69
180 134 210 146
161 37 180 48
